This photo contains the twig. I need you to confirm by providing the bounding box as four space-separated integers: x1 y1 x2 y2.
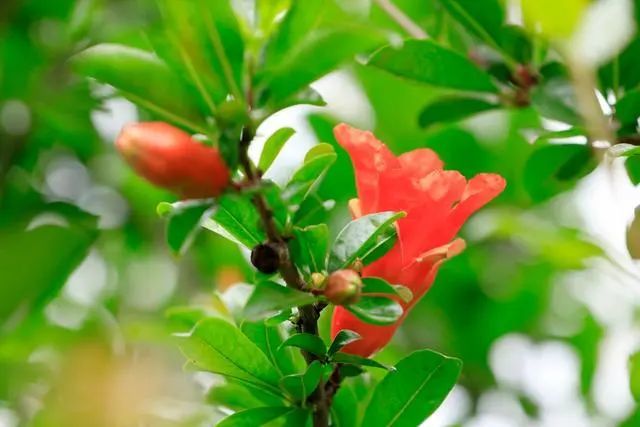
238 127 330 426
324 364 344 406
373 0 428 40
566 57 614 159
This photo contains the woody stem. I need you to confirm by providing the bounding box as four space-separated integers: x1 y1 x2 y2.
238 127 330 426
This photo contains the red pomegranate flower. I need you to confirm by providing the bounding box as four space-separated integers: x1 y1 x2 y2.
116 122 230 199
330 124 506 357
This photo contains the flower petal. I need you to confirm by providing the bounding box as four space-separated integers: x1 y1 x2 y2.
334 124 400 214
395 170 466 260
398 148 444 179
448 173 506 233
399 238 466 298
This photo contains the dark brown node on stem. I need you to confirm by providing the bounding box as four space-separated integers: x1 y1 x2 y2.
251 242 281 274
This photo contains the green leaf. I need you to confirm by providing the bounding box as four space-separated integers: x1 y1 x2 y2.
439 0 505 49
166 302 232 332
260 24 384 105
616 89 640 126
289 224 330 276
293 195 333 227
68 0 100 42
524 143 596 202
259 127 296 173
330 384 360 427
244 281 317 321
534 128 587 145
362 277 413 303
627 156 640 185
626 207 640 259
329 211 404 271
332 352 393 371
305 143 335 163
71 43 209 134
346 296 403 326
419 97 497 128
163 200 215 256
204 193 265 248
279 360 324 401
362 350 462 427
217 407 307 427
155 0 245 107
630 351 640 402
531 78 582 125
499 25 534 64
263 0 324 68
600 38 640 91
338 364 366 378
178 318 282 394
240 321 305 377
368 39 498 93
327 330 361 356
257 0 292 37
0 208 97 322
280 333 327 357
283 151 337 204
208 380 286 410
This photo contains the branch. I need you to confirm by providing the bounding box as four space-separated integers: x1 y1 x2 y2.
238 127 330 426
566 57 613 160
373 0 428 40
324 364 344 405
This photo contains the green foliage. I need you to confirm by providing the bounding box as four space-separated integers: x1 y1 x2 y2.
0 207 97 322
71 43 210 133
524 143 596 202
329 212 404 270
161 200 215 256
346 296 404 326
179 317 283 395
283 145 337 204
205 193 266 248
331 352 393 371
630 351 640 402
259 127 296 173
243 281 316 321
419 96 498 128
362 350 462 427
290 224 330 276
327 330 361 356
279 361 324 401
217 407 309 427
368 39 499 93
280 333 327 358
363 276 411 296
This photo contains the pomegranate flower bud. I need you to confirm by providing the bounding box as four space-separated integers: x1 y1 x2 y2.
115 122 230 199
310 272 327 292
325 269 362 305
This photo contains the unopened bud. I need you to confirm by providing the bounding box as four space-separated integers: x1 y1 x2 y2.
350 258 364 274
115 122 230 199
325 269 362 305
310 272 327 292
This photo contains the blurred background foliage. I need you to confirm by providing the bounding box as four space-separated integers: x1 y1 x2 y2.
1 0 640 426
